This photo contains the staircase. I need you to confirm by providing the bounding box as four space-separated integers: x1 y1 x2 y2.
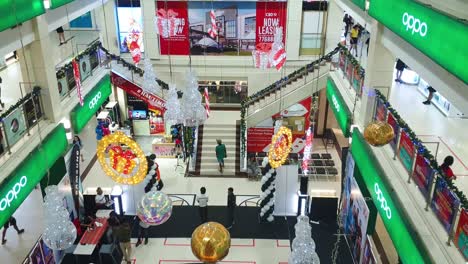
199 124 237 176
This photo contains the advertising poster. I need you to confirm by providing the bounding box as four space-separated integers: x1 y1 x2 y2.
65 65 76 91
339 51 346 72
341 154 355 226
247 127 274 152
90 50 99 70
149 113 165 134
346 60 354 81
72 60 83 106
3 108 27 146
412 153 435 196
361 236 378 264
57 76 69 98
23 95 42 128
29 241 44 264
374 97 387 122
255 2 287 46
79 55 91 82
39 239 55 264
117 6 144 53
398 130 415 173
352 67 363 96
454 209 468 260
69 11 92 28
157 1 190 55
431 177 460 232
387 112 399 151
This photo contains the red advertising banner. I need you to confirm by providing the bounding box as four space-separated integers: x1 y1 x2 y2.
412 153 435 196
455 209 468 260
110 71 166 114
398 130 415 173
431 177 460 232
375 98 387 122
72 60 83 106
156 1 190 55
255 2 287 45
387 112 399 151
247 127 274 153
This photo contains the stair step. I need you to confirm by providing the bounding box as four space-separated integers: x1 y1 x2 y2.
203 134 237 139
199 168 236 176
203 124 237 128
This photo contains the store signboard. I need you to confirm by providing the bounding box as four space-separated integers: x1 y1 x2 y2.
369 0 468 84
0 0 45 32
0 124 67 227
70 74 111 134
398 130 415 173
50 0 73 9
431 177 460 232
350 128 426 263
326 78 352 137
454 209 468 260
2 107 27 146
412 153 435 196
374 97 387 122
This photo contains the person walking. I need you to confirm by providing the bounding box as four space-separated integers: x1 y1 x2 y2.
350 25 360 56
422 86 437 105
2 216 24 245
135 218 150 247
115 220 132 264
0 77 5 109
56 26 66 45
197 187 209 223
395 59 406 83
440 155 456 180
226 187 236 229
215 139 227 173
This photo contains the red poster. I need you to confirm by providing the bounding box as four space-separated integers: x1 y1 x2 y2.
110 71 166 114
256 2 287 46
156 1 190 55
72 60 83 106
247 127 274 152
398 130 415 172
412 154 435 195
455 209 468 260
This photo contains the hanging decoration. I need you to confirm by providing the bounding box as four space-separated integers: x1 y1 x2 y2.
142 58 162 95
164 84 184 125
203 87 210 118
42 186 77 250
181 70 206 126
207 9 218 39
129 38 142 65
96 132 148 185
137 189 173 225
252 27 286 71
259 157 276 222
289 215 320 264
364 121 394 147
268 126 293 169
301 125 314 175
72 60 83 106
155 9 179 38
252 43 272 70
191 222 231 263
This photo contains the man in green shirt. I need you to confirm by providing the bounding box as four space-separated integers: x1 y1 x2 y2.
215 139 227 173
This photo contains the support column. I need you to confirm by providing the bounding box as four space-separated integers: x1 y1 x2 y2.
142 0 159 59
95 0 119 55
358 19 395 128
324 0 343 53
285 0 303 60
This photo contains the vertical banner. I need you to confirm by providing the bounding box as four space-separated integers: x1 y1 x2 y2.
387 112 399 151
204 87 210 117
431 177 460 232
455 209 468 260
79 55 91 82
69 144 81 211
374 97 388 122
341 154 355 225
412 153 435 196
255 2 287 46
72 60 83 106
156 1 190 55
339 51 346 72
352 67 363 96
398 130 415 173
3 108 27 146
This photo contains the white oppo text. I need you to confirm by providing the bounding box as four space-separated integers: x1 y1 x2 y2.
402 12 427 37
89 91 102 109
0 176 27 211
332 95 340 112
374 183 392 219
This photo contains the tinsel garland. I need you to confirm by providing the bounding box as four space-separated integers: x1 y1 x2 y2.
375 89 468 209
55 42 101 79
0 86 41 122
259 159 277 222
337 43 365 79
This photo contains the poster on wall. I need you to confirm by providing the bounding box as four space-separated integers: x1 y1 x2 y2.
90 50 99 70
361 236 378 264
23 94 42 128
255 2 287 46
387 112 399 151
374 97 387 122
431 177 460 232
454 209 468 260
39 239 55 264
247 127 274 152
157 1 190 55
398 130 415 173
346 60 354 81
72 60 82 106
149 113 165 134
117 6 144 53
341 154 355 225
412 153 435 196
57 75 69 98
339 51 346 72
69 11 92 28
352 67 363 96
29 241 44 264
3 108 27 146
79 55 91 82
66 65 76 91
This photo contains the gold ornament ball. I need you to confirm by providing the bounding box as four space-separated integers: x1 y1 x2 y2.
191 222 231 263
364 121 394 147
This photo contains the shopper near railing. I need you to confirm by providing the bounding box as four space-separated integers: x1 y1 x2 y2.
440 155 456 180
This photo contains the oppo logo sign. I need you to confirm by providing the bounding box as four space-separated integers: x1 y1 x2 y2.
374 183 392 219
402 12 428 37
88 91 102 109
332 95 340 112
0 176 27 211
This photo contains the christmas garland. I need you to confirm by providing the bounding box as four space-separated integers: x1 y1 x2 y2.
55 41 101 79
337 43 365 79
375 90 468 208
0 86 41 122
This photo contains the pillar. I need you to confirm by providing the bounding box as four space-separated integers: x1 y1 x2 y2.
94 0 119 55
324 0 344 53
285 0 303 60
142 0 159 59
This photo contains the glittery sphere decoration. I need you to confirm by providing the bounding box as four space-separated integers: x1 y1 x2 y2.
191 222 231 263
364 121 394 147
137 190 173 226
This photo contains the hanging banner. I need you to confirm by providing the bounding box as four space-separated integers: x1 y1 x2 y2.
204 87 210 117
361 236 378 264
341 154 355 226
79 55 91 82
387 112 399 151
2 108 27 146
247 127 274 153
352 67 363 96
23 94 42 128
431 177 460 232
72 60 83 106
398 130 415 173
374 97 387 122
255 2 287 46
156 1 190 55
412 153 435 196
69 144 80 210
301 125 314 174
111 71 166 114
455 209 468 260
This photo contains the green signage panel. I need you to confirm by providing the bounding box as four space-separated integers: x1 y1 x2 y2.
326 78 352 137
0 124 68 227
350 0 365 10
0 0 45 32
369 0 468 84
350 128 428 263
50 0 74 9
70 74 111 134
